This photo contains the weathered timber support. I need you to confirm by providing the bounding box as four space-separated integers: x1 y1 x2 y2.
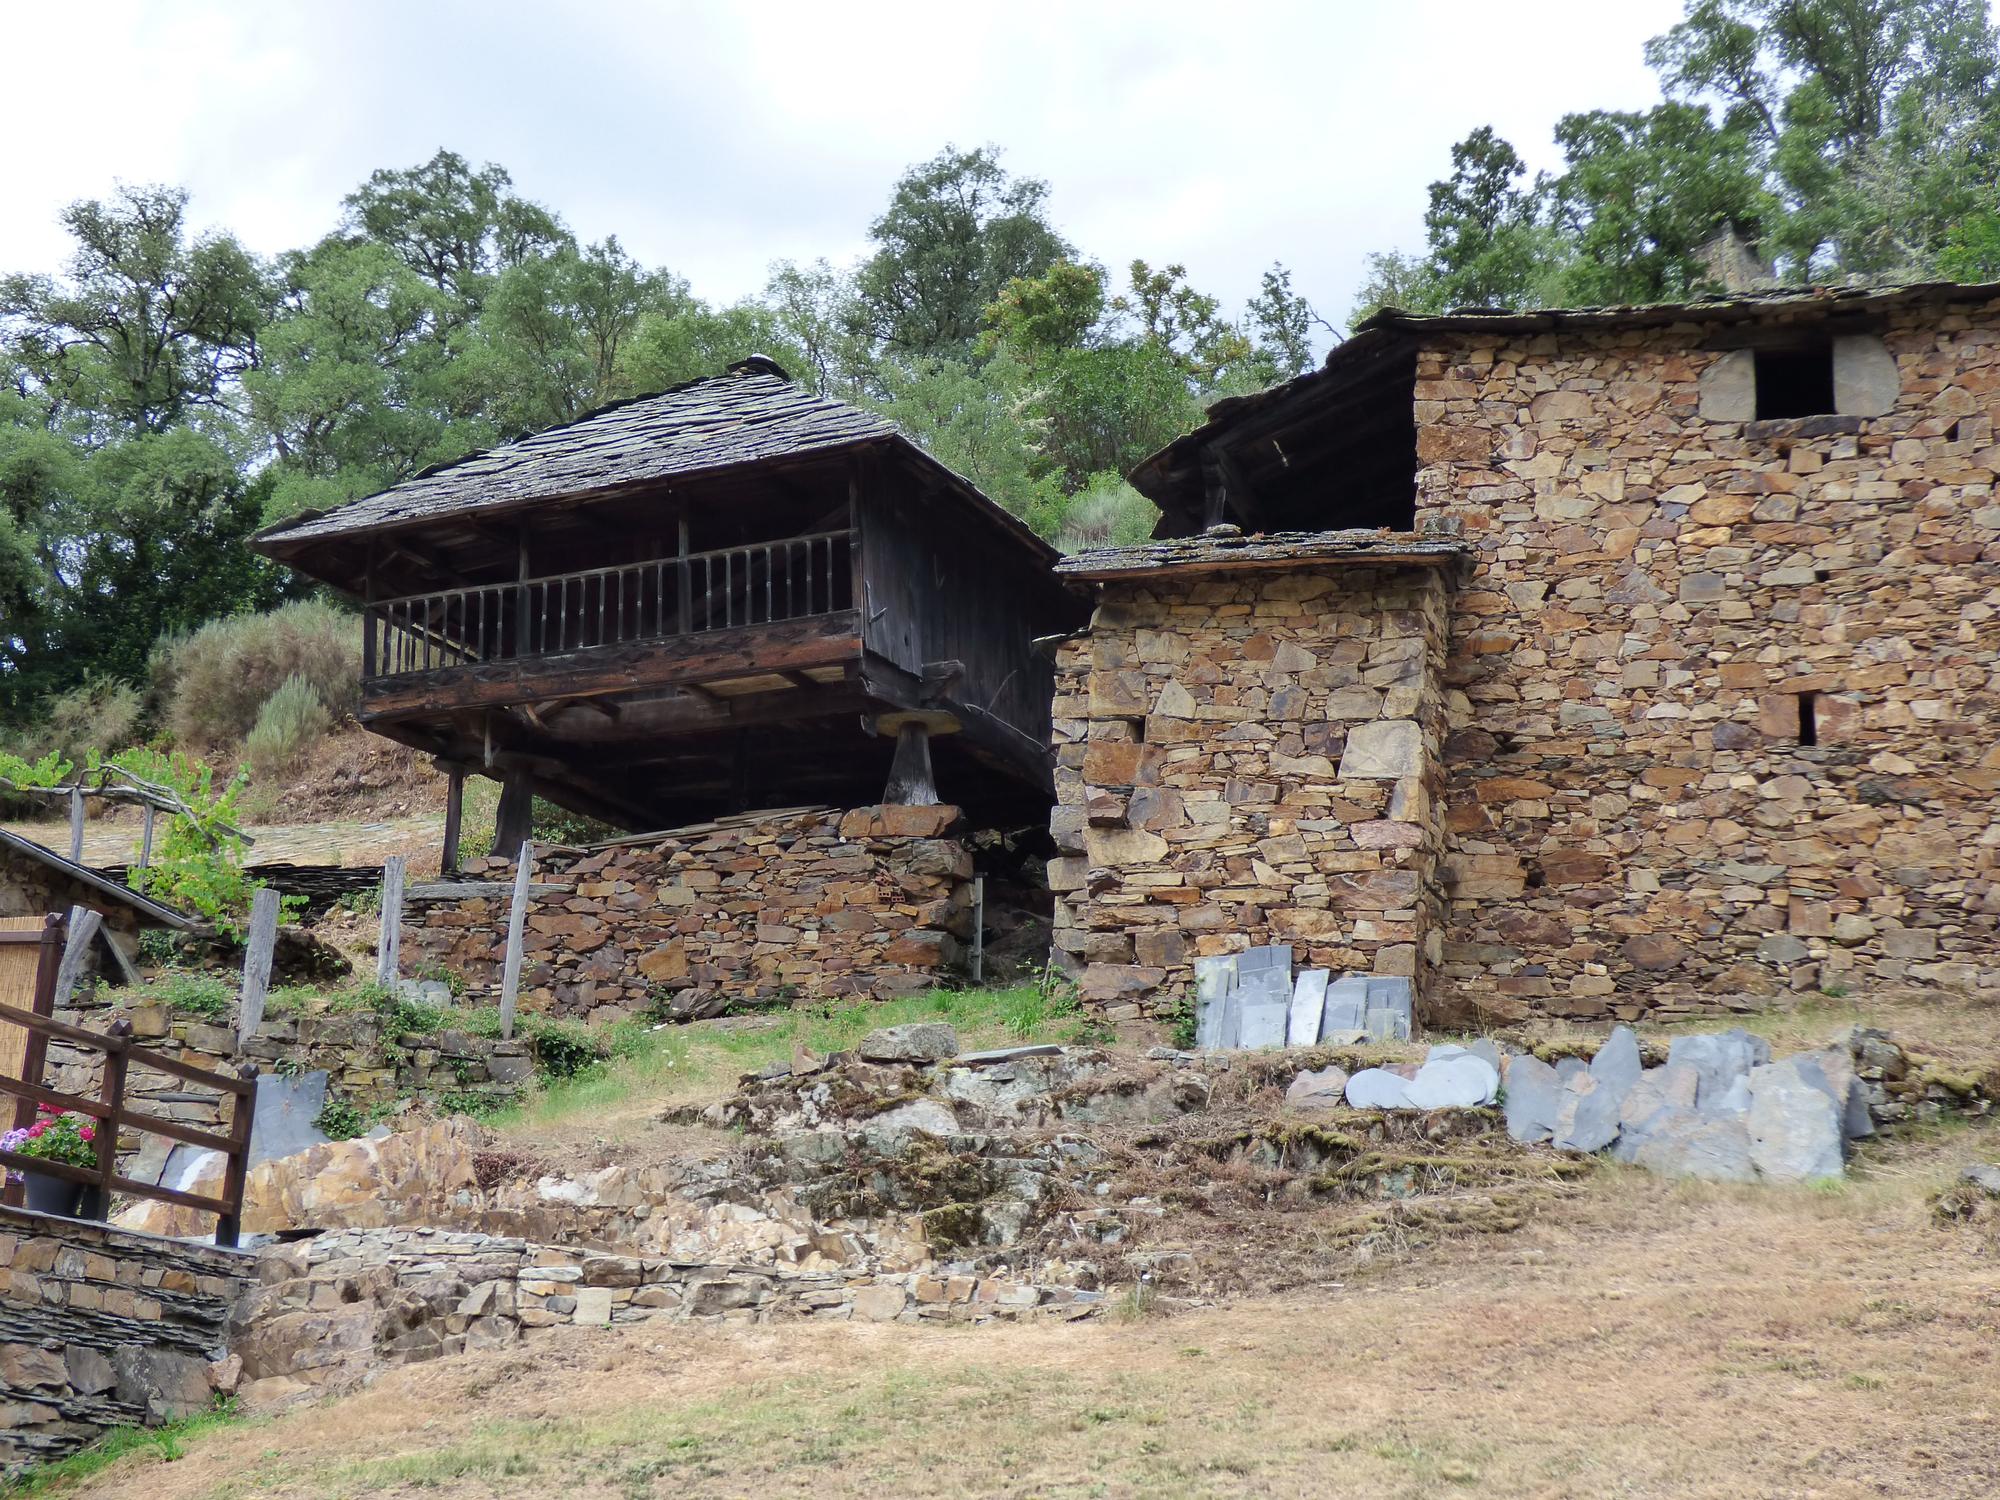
238 887 280 1050
490 770 535 859
498 842 533 1042
376 855 406 988
883 723 938 806
440 767 465 875
873 709 959 807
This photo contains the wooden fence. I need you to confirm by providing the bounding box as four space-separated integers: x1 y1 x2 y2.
0 916 254 1246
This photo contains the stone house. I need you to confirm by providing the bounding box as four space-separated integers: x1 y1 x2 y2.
1052 284 2000 1027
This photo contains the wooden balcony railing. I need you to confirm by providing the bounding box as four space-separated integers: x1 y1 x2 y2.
365 529 855 680
0 990 255 1247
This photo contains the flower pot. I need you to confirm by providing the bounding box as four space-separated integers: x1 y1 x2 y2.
22 1171 84 1218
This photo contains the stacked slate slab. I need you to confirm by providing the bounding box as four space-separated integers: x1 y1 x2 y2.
1497 1025 1872 1184
1191 949 1412 1051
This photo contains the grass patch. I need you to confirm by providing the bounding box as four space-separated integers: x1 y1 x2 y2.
1 1401 244 1495
485 983 1091 1135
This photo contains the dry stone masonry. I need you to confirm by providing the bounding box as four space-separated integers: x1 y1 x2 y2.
0 1208 252 1469
1059 289 2000 1025
405 804 973 1023
1048 544 1460 1024
1415 300 2000 1023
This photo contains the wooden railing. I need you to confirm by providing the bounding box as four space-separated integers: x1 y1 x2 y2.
0 1000 255 1247
364 529 855 680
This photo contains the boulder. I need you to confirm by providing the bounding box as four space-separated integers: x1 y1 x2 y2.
1344 1068 1414 1111
1285 1065 1350 1110
1503 1054 1563 1144
1746 1062 1845 1182
1961 1163 2000 1196
857 1023 960 1064
1630 1110 1758 1183
1406 1054 1500 1110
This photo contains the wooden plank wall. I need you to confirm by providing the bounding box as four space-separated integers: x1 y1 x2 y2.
857 465 1071 747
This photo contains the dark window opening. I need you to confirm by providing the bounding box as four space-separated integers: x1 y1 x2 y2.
1755 346 1835 420
1797 691 1820 747
1813 568 1832 583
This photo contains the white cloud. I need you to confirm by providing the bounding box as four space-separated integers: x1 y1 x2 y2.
2 0 1681 328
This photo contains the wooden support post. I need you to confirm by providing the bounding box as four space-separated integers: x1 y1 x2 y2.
441 769 465 875
489 769 535 858
80 1018 131 1222
3 913 66 1207
215 1062 258 1248
497 841 533 1042
376 855 406 989
970 875 985 985
52 906 101 1008
238 887 280 1050
883 722 939 806
138 804 156 870
68 788 84 863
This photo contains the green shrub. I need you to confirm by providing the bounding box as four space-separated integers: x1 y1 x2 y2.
435 1087 502 1119
113 748 262 938
245 674 332 779
152 971 232 1019
314 1096 368 1139
41 677 143 761
524 1015 606 1080
155 600 359 749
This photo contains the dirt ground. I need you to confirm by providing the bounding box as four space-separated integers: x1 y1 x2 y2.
52 1119 2000 1500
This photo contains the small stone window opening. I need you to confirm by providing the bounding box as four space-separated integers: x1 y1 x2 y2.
1797 690 1820 747
1754 346 1836 420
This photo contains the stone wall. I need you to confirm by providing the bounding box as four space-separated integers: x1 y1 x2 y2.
0 1207 252 1468
1049 566 1454 1021
45 996 533 1189
234 1225 1099 1404
1412 302 2000 1022
404 805 974 1025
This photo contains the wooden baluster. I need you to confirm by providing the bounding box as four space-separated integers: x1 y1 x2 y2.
765 546 773 623
85 1017 131 1222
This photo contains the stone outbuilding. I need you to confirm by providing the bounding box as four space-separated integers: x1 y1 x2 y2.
0 829 193 980
1054 283 2000 1027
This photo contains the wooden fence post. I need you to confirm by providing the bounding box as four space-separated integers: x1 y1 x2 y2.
376 855 406 989
498 841 533 1042
238 887 280 1050
68 787 84 863
138 804 156 870
81 1018 131 1222
52 905 102 1009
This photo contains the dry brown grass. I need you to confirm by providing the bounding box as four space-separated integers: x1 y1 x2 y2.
46 1119 2000 1500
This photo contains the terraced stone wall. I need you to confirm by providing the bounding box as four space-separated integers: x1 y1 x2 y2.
1413 303 2000 1023
0 1207 251 1468
406 805 974 1024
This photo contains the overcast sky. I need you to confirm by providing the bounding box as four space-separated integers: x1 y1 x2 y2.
7 1 1684 331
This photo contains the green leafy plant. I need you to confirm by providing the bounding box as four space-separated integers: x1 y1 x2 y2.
109 747 264 938
314 1096 368 1139
435 1087 501 1119
152 971 232 1019
1163 992 1198 1050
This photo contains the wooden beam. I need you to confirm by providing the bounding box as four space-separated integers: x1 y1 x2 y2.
361 612 862 720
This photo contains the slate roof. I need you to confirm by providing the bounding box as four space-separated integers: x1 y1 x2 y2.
251 356 1049 561
1056 527 1468 581
0 829 195 929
